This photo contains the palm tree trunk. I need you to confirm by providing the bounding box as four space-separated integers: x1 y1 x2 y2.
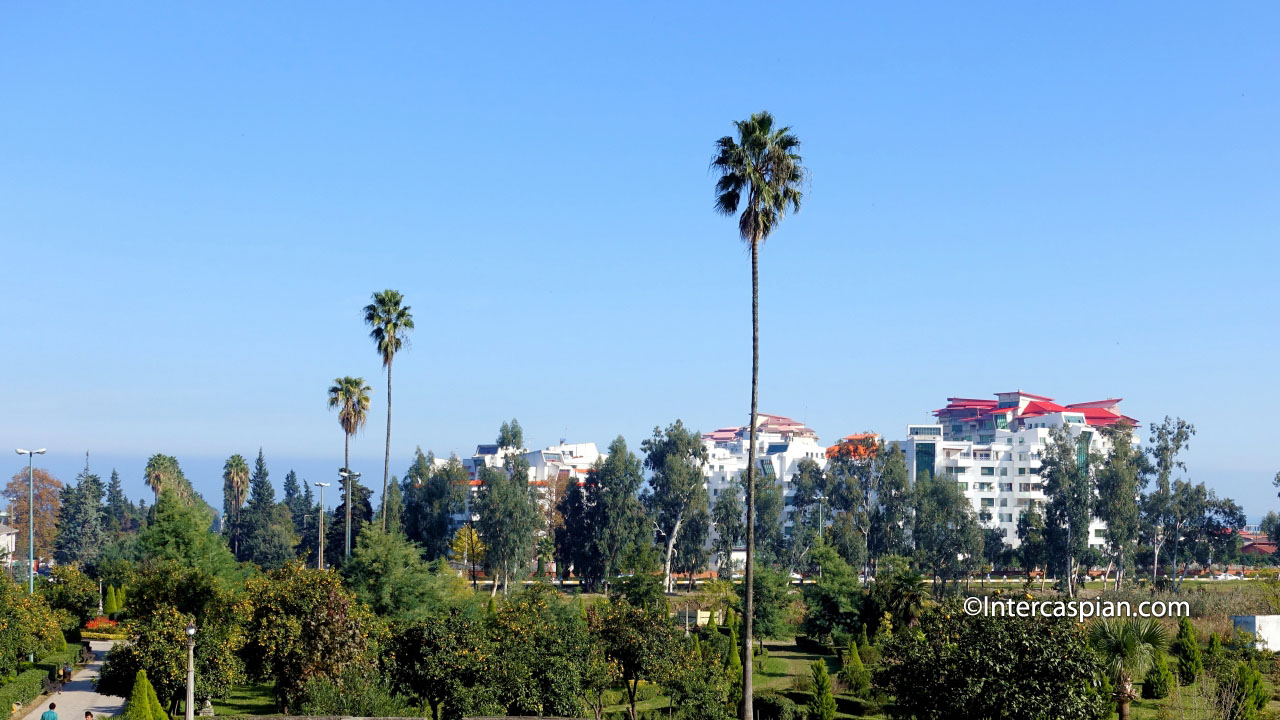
741 237 759 720
345 433 352 559
383 358 393 531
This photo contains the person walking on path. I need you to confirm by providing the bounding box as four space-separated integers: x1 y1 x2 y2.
19 642 124 720
39 703 57 720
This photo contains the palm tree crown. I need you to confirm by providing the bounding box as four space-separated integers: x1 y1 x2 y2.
1089 617 1169 720
711 110 805 247
364 290 414 367
327 376 372 440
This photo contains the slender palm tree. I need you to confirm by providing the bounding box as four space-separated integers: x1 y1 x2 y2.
711 110 805 720
1089 617 1169 720
328 375 372 557
363 290 414 530
222 454 250 556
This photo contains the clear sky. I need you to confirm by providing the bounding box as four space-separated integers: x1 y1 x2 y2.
1 3 1277 518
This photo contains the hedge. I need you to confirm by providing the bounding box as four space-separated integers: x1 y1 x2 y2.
81 631 126 641
0 669 47 716
34 645 86 681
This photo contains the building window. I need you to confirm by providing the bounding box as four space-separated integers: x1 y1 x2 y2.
999 482 1013 492
999 513 1013 522
956 482 968 491
999 498 1008 507
981 467 995 476
999 468 1008 476
981 498 995 507
1018 468 1027 476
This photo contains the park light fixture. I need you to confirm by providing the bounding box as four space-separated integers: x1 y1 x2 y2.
314 482 331 569
185 621 197 720
337 469 360 558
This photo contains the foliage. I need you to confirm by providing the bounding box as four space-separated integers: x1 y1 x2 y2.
489 584 593 718
39 564 100 627
1216 661 1270 720
142 454 196 506
641 420 711 593
735 565 794 645
364 288 415 531
801 542 862 644
753 691 797 720
878 599 1109 720
1205 631 1225 671
54 461 107 569
842 636 871 697
663 634 735 720
1088 617 1168 716
105 585 119 616
589 598 682 720
496 419 524 450
556 436 648 592
1141 651 1172 700
0 668 46 714
342 524 468 620
911 470 983 591
402 450 464 560
121 669 167 720
240 563 375 712
475 460 539 593
221 454 250 557
389 604 497 720
0 576 63 677
807 660 837 720
236 450 298 568
327 474 374 563
1173 615 1202 685
710 485 744 576
449 523 486 587
4 467 63 565
135 489 239 583
298 661 413 717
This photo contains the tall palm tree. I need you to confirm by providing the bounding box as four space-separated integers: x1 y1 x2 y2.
363 289 414 530
328 375 372 557
1089 617 1169 720
711 110 805 720
222 454 250 556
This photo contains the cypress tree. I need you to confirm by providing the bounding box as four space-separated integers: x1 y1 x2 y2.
1142 651 1173 699
105 586 118 617
1174 616 1202 685
1206 632 1225 671
727 625 742 675
842 637 871 697
808 660 837 720
858 624 869 648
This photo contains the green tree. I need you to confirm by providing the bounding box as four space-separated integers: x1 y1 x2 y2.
449 523 486 589
1039 426 1099 597
879 599 1109 720
555 436 647 592
711 484 744 577
105 584 119 616
497 418 524 450
1173 615 1202 685
752 477 786 566
341 524 466 620
281 470 310 542
800 542 861 644
241 563 374 712
1089 617 1169 720
364 289 414 531
841 637 871 697
1142 416 1195 579
641 420 711 593
237 450 298 569
54 458 107 569
1096 422 1144 589
105 468 139 534
121 669 165 720
712 109 806 720
736 565 793 651
327 375 372 555
0 575 62 676
221 454 250 557
1205 632 1225 671
1140 650 1172 700
40 564 100 627
143 454 195 504
3 467 63 568
912 470 983 594
589 599 682 720
327 475 374 566
1016 505 1049 590
389 605 497 720
808 660 836 720
489 585 593 718
136 489 239 583
476 460 539 595
1219 661 1269 720
402 449 464 560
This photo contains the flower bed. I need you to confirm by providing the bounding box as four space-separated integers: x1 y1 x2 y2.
85 617 118 631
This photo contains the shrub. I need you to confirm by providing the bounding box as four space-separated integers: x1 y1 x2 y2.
753 691 797 720
841 639 871 698
1216 662 1269 720
122 669 165 720
298 663 413 717
1141 651 1173 700
635 682 660 702
1205 632 1225 671
1173 616 1202 685
0 669 48 714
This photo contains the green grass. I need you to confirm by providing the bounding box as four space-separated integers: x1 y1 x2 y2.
210 683 276 717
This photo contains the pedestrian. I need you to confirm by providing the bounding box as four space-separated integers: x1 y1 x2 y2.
41 702 57 720
62 663 72 684
85 712 94 720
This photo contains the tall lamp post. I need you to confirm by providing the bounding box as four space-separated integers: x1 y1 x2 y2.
337 469 360 559
313 482 330 569
185 621 196 720
14 449 45 595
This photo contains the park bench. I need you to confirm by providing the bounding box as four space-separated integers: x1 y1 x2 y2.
41 676 62 695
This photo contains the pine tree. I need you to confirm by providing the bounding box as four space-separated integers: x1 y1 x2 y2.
1142 651 1173 699
858 624 869 648
106 469 131 533
238 450 298 569
54 460 107 567
1174 616 1202 685
808 660 837 720
843 637 871 697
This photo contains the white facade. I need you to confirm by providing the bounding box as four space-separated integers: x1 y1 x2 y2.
457 441 603 526
0 524 14 565
701 414 828 556
900 392 1138 550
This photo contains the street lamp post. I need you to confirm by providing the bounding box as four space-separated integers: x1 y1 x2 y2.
337 469 360 559
313 482 330 570
14 449 46 595
185 622 196 720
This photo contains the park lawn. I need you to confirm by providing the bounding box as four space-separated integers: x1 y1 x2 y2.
751 638 839 692
211 683 276 716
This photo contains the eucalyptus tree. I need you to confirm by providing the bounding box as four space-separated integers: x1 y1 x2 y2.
711 110 805 720
1039 425 1098 598
1096 422 1145 589
641 420 710 593
364 289 414 530
328 375 371 556
710 484 744 577
222 454 250 556
1141 416 1194 579
475 460 539 596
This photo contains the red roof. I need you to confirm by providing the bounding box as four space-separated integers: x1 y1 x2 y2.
1019 400 1068 417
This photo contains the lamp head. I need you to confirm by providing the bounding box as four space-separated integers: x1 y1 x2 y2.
185 622 196 638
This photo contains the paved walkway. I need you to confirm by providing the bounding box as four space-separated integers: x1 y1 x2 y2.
19 642 124 720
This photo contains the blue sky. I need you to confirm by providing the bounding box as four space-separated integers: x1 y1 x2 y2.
1 3 1277 517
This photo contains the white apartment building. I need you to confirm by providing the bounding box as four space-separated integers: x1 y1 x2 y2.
900 391 1138 550
702 414 828 548
456 441 603 527
0 524 15 565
